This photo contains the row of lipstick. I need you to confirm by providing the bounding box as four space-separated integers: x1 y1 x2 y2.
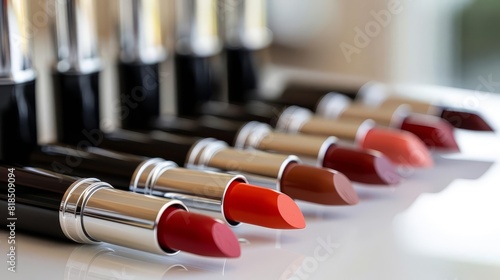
0 0 494 260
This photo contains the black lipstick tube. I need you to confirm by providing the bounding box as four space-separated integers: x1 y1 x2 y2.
0 1 37 163
81 128 299 192
118 0 165 130
52 0 101 146
0 165 187 255
223 0 272 104
28 144 247 226
175 0 221 117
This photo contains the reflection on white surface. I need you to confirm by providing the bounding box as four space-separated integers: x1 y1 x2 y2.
394 175 500 265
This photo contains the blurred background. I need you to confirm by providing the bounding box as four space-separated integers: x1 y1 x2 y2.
27 0 500 142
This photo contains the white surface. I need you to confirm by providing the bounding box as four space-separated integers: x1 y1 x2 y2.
2 90 500 280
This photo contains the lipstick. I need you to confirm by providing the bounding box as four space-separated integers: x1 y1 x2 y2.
95 129 357 206
175 0 221 117
0 0 38 163
356 82 494 131
152 115 400 185
118 0 166 130
315 93 460 151
52 0 101 145
276 106 433 167
28 144 305 229
0 165 240 257
278 80 494 132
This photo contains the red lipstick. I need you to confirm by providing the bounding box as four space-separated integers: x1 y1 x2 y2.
158 207 241 258
234 121 401 185
28 145 304 230
276 106 433 167
315 93 460 151
150 115 400 185
401 114 459 151
224 181 306 229
0 165 240 257
323 145 401 185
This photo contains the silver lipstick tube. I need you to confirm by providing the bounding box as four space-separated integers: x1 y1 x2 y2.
223 0 272 50
60 177 187 255
53 0 101 74
234 121 336 167
131 158 246 226
119 0 166 64
185 138 299 191
316 92 410 128
276 105 376 145
0 0 36 84
175 0 221 56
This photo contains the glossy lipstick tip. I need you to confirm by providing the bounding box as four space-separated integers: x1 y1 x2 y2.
361 128 434 168
158 207 241 258
323 145 401 185
224 182 306 229
401 115 460 151
280 163 358 205
440 108 494 132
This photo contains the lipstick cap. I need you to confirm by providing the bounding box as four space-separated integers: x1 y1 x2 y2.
0 0 36 84
223 0 272 50
119 0 166 64
175 0 220 56
53 0 100 74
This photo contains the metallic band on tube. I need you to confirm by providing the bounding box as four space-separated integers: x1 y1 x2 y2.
316 93 351 119
275 106 314 133
60 178 107 244
234 121 272 150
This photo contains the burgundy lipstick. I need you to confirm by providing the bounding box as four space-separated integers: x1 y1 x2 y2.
277 80 494 132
